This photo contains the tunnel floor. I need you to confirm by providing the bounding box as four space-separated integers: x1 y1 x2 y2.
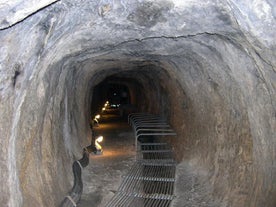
78 110 220 207
79 111 136 207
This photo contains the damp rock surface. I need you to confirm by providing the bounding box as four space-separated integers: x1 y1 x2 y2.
0 0 275 207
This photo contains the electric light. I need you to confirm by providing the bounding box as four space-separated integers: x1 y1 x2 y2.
95 136 103 154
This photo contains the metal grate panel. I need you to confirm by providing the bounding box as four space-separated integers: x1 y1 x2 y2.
106 143 176 207
107 113 176 207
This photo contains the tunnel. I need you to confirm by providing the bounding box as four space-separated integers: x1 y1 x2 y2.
0 0 275 206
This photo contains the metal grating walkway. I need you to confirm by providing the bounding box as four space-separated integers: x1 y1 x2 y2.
106 141 176 207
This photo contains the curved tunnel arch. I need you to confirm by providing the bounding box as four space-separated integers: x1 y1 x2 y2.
0 1 275 207
20 35 274 206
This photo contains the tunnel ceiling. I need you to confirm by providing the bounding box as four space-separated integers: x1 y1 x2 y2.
0 0 275 207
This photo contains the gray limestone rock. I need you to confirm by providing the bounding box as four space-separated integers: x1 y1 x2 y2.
0 0 275 206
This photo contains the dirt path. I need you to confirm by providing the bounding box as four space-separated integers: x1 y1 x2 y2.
79 113 136 207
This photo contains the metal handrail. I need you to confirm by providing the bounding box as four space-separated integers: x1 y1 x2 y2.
128 113 177 149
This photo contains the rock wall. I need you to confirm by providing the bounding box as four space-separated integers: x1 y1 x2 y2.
0 0 275 206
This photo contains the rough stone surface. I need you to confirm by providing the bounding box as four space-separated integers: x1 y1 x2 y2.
0 0 275 206
0 0 59 29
